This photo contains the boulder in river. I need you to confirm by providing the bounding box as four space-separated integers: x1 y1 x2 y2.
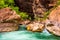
26 21 45 32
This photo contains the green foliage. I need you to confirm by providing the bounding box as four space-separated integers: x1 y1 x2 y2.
0 0 14 8
57 0 60 5
5 0 14 4
0 0 19 12
19 12 29 20
0 0 30 20
10 6 19 13
43 10 50 20
0 0 6 8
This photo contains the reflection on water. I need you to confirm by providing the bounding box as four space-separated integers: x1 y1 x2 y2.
0 25 60 40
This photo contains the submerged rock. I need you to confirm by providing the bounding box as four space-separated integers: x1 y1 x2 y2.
0 7 20 32
45 5 60 36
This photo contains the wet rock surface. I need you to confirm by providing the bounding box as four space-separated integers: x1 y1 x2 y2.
0 7 20 32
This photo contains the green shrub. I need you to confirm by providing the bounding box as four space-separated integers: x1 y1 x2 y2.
0 0 31 20
19 12 29 20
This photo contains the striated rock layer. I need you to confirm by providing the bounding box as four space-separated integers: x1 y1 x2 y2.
0 7 20 32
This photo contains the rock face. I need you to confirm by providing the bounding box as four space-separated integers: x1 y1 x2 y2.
46 5 60 36
0 7 20 23
0 7 20 32
48 6 60 23
0 23 18 32
14 0 57 18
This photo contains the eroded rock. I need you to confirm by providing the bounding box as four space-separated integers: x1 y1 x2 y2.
0 7 20 32
0 7 20 23
46 5 60 36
